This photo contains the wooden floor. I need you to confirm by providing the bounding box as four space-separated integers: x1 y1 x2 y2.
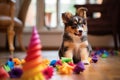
0 50 120 80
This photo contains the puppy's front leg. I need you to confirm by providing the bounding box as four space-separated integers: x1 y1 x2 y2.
80 41 89 64
64 49 73 59
63 42 74 59
59 42 74 59
80 48 89 64
80 40 88 48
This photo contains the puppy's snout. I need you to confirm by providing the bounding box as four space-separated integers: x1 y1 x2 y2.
79 30 83 33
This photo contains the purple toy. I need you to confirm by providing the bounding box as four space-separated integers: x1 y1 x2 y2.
73 61 85 74
9 67 23 78
92 55 98 63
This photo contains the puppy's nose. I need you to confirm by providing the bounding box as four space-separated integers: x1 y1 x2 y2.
79 30 83 33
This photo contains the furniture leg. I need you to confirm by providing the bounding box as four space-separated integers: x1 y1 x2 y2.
5 34 9 51
18 33 26 51
113 33 118 50
7 28 15 56
118 34 120 49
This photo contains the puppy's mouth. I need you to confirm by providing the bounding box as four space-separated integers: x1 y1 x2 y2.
74 32 82 37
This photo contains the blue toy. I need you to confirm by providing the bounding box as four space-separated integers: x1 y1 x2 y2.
50 60 57 67
6 59 14 69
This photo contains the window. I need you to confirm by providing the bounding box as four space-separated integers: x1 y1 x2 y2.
25 0 103 29
25 0 36 27
45 0 57 28
45 0 87 28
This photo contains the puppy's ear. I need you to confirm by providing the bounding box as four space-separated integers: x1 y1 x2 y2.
62 12 73 23
76 7 88 18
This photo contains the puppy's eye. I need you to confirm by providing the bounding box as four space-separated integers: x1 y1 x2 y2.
73 23 77 27
71 24 77 29
71 26 76 29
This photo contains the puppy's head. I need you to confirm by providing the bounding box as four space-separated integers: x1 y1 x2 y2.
62 7 88 37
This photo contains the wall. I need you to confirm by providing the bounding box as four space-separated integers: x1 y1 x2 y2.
0 30 114 49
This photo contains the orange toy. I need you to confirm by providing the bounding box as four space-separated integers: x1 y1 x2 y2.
21 26 45 80
57 62 74 75
13 58 21 65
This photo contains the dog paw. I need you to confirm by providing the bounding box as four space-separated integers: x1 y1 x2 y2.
80 42 87 48
80 44 87 48
82 60 89 65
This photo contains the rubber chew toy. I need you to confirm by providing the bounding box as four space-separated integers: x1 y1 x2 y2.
57 63 74 74
92 55 98 63
21 26 45 80
50 60 57 67
61 57 73 63
9 67 23 78
3 65 11 72
0 67 9 80
13 58 21 65
42 66 54 79
73 61 85 74
6 58 14 69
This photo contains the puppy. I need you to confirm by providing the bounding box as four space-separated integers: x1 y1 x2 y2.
59 7 92 64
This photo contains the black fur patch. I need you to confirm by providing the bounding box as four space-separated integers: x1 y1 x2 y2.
73 57 81 64
63 33 73 42
59 43 69 59
59 44 64 59
63 46 69 53
73 49 81 64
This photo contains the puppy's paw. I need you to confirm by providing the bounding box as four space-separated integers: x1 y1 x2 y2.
80 44 87 48
82 60 89 65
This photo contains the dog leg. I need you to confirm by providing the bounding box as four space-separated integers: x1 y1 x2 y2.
64 49 73 59
80 41 89 64
59 47 73 59
59 43 73 59
80 48 89 65
73 48 81 64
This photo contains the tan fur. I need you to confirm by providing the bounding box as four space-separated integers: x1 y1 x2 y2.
64 39 89 62
62 12 73 23
65 26 75 34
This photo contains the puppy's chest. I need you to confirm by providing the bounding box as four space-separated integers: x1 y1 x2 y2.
72 36 82 48
72 36 87 49
74 42 81 49
73 42 83 55
72 35 82 43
